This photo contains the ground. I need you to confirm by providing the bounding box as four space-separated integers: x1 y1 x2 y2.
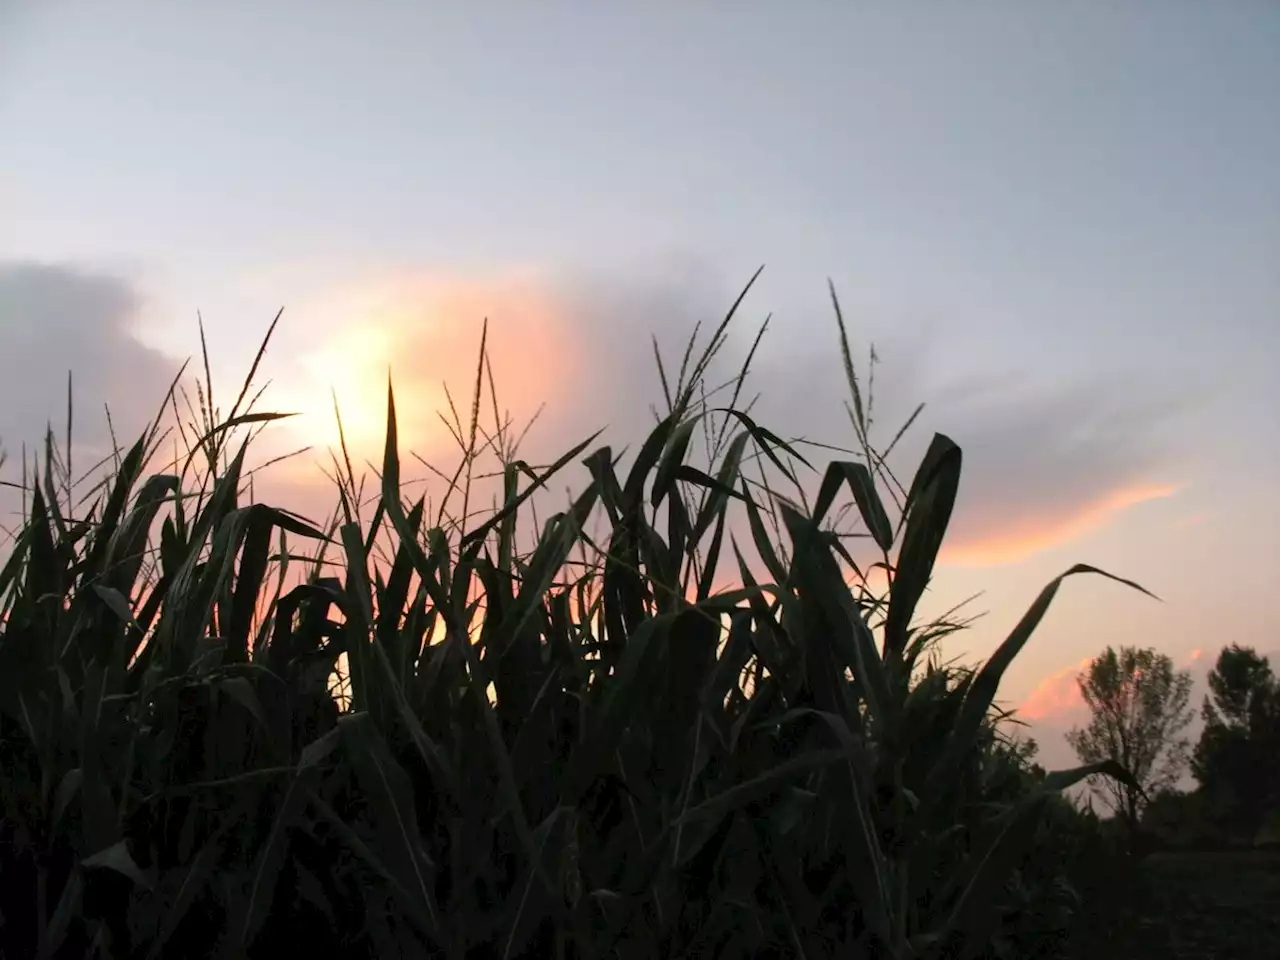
1102 850 1280 959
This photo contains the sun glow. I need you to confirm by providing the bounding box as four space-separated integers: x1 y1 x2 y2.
266 272 581 474
297 322 407 452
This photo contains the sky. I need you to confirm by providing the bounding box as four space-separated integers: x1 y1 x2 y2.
1 1 1278 772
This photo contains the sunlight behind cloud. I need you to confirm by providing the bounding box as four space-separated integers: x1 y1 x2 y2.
267 272 581 473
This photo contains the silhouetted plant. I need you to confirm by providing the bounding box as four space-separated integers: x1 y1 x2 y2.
0 279 1146 959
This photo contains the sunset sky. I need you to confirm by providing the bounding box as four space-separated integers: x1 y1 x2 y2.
2 2 1278 770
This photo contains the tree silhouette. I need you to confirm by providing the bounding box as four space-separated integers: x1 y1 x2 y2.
1192 645 1280 842
1201 644 1274 730
1066 646 1194 851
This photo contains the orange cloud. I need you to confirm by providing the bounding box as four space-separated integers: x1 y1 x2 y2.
1018 657 1092 722
938 482 1178 569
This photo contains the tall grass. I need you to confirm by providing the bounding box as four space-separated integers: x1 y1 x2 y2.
0 280 1145 959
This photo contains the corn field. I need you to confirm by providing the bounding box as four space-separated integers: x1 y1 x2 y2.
0 281 1145 959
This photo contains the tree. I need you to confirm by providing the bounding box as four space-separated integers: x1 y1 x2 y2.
1192 645 1280 841
1066 646 1194 850
1200 644 1275 731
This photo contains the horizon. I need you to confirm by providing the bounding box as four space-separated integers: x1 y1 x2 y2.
3 1 1278 774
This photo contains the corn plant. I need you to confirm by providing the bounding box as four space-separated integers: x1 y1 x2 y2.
0 279 1146 959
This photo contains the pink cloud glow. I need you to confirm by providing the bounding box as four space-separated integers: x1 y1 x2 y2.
939 482 1179 569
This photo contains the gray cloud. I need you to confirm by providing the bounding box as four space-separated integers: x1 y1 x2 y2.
928 380 1184 552
0 262 181 527
731 309 1190 562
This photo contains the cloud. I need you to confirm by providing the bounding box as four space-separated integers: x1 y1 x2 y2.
1018 657 1092 723
733 323 1188 568
938 482 1179 567
931 380 1186 566
0 262 181 499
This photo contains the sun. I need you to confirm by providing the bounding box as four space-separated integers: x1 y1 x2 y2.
272 320 414 459
310 325 396 445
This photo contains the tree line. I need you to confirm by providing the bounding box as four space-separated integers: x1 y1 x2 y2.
1063 643 1280 851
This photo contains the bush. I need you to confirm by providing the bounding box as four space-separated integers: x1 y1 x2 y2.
0 287 1148 958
